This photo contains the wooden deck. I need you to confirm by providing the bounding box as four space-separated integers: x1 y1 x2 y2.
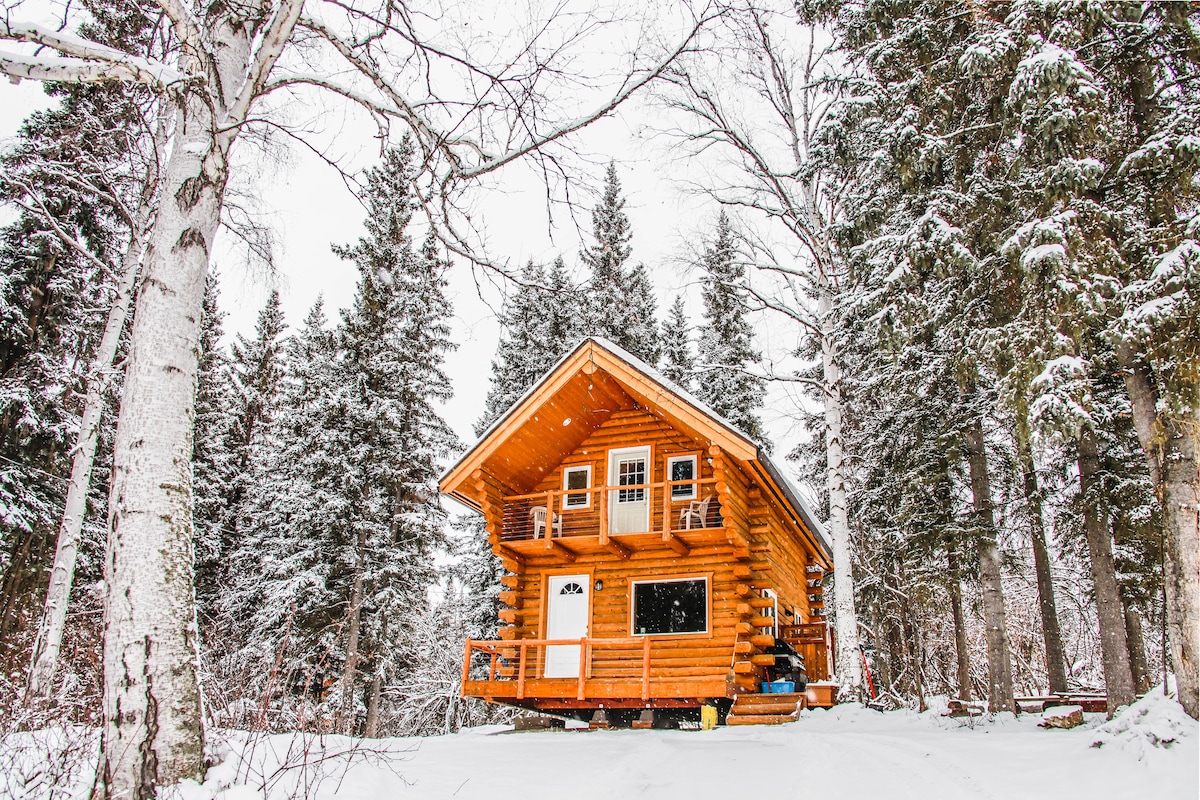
462 636 737 711
461 635 838 715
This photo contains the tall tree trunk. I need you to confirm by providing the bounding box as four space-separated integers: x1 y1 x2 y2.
896 558 926 711
1018 442 1069 694
1122 598 1151 694
819 277 862 698
340 527 367 736
1077 429 1137 713
947 548 972 701
27 207 150 703
1115 343 1198 719
91 95 235 799
364 668 382 738
963 416 1015 713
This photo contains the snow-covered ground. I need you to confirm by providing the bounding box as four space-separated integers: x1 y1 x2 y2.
5 693 1196 800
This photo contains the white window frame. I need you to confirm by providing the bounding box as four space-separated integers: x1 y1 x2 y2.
629 575 710 637
762 588 779 638
562 464 592 509
666 454 698 501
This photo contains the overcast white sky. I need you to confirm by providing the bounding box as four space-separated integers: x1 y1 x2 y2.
0 27 817 464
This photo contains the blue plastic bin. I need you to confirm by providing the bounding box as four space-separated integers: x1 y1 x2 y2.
761 680 795 693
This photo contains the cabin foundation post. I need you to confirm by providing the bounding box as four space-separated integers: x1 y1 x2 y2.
632 708 655 729
590 708 610 729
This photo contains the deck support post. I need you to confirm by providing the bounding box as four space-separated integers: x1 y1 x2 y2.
462 639 473 688
517 643 528 700
578 638 589 700
642 636 652 701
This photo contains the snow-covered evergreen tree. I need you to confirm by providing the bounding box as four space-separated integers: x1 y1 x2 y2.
0 1 159 674
660 295 695 391
477 257 580 434
580 163 659 362
695 212 764 442
192 274 236 615
329 141 460 734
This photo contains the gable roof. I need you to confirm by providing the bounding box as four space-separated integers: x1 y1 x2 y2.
440 337 833 562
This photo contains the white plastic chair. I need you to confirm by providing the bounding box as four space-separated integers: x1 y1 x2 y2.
530 505 562 539
679 494 716 530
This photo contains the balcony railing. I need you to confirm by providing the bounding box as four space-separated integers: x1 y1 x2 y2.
462 637 656 701
499 478 723 541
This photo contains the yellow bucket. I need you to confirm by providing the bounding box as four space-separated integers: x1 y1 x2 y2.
700 705 718 730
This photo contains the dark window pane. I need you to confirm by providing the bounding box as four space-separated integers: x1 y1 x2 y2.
565 468 589 506
633 579 707 634
670 457 696 499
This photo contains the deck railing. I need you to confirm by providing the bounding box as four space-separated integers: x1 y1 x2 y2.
500 478 722 541
463 637 654 701
780 622 835 682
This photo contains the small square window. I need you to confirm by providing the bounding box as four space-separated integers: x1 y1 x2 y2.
667 455 697 500
563 465 592 509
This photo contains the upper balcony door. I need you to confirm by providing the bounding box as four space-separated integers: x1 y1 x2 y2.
608 446 650 534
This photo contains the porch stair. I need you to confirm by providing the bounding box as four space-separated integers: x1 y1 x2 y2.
725 692 807 726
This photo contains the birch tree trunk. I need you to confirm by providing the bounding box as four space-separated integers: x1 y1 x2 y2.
26 204 152 702
1076 430 1137 712
1020 445 1069 694
963 417 1015 713
1116 344 1199 719
819 278 862 699
92 106 228 797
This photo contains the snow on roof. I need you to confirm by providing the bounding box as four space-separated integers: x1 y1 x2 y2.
442 336 833 560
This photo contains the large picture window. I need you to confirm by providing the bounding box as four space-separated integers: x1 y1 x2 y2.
631 577 708 635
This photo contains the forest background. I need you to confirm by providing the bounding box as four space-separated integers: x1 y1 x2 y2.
0 1 1195 796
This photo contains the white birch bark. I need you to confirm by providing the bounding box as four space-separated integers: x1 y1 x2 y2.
26 207 149 702
818 277 862 698
93 110 228 799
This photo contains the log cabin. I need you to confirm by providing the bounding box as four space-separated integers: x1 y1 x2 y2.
440 338 837 726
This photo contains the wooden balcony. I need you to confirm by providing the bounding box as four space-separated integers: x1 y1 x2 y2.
496 478 733 561
461 637 734 710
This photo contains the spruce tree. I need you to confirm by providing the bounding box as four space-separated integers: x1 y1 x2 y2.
330 140 460 734
695 212 765 442
221 290 286 536
660 295 695 391
477 257 580 433
192 274 236 614
580 163 659 361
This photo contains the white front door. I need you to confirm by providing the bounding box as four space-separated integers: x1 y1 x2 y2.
544 574 590 678
608 446 650 534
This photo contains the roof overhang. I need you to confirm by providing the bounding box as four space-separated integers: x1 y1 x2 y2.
440 337 833 565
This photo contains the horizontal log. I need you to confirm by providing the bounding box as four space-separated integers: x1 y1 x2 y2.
750 634 776 648
498 609 518 624
749 597 776 609
750 616 775 628
498 591 519 608
500 575 520 589
750 654 776 666
733 661 758 675
734 641 755 655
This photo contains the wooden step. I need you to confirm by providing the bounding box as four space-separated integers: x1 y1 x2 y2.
724 691 806 726
730 699 804 715
725 713 799 726
734 691 806 705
